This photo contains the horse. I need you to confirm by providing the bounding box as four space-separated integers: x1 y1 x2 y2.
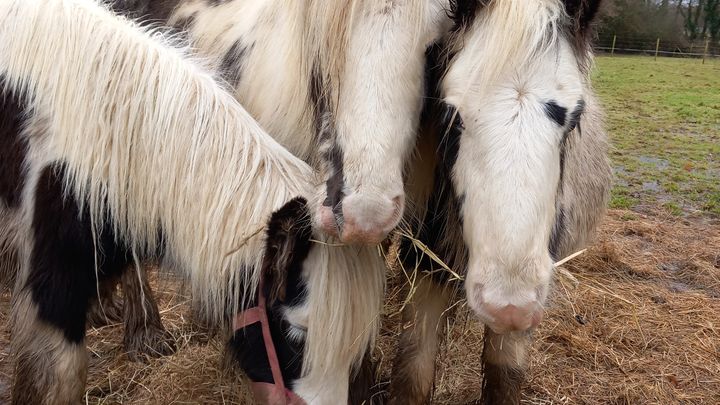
111 0 451 245
387 0 612 403
0 1 383 403
109 1 612 402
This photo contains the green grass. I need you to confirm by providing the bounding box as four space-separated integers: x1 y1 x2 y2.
592 55 720 216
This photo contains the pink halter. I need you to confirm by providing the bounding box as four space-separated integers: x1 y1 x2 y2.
233 280 306 405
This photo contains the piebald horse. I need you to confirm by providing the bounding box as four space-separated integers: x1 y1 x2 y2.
114 0 446 245
389 0 611 403
0 1 383 403
106 0 611 402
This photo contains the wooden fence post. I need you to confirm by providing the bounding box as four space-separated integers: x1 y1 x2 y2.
703 39 710 64
611 34 616 56
655 38 660 61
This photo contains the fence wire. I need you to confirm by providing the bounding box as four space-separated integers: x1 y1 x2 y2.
595 34 719 59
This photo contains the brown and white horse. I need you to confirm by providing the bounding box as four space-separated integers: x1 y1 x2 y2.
0 1 383 404
388 0 612 403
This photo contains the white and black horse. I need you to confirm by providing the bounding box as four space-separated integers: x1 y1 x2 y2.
0 1 384 404
104 1 612 403
113 0 449 245
386 0 612 403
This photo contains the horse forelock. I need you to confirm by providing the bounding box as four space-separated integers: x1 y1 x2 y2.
444 0 566 102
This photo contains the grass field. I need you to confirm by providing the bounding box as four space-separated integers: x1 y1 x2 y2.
593 56 720 216
1 56 719 404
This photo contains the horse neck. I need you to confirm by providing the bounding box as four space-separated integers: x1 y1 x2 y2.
170 0 317 162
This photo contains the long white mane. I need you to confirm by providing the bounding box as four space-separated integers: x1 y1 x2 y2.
0 0 384 392
0 0 316 322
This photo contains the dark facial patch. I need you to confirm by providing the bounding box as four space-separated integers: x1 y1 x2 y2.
322 144 345 221
309 63 345 226
558 100 585 188
262 197 312 306
567 99 585 133
544 100 567 127
0 77 29 208
27 164 132 343
438 102 464 172
220 40 250 88
227 198 313 386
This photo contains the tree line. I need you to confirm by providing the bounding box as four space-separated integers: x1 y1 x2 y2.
598 0 720 45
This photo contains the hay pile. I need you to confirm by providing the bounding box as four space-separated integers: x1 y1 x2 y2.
1 209 718 404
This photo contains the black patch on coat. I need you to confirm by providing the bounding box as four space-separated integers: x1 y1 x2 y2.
322 145 345 220
349 351 383 405
558 100 585 188
262 197 312 307
558 131 571 190
399 45 468 285
423 43 446 104
544 100 567 127
0 77 28 208
228 198 313 386
562 0 602 35
109 0 182 23
567 99 585 134
265 198 314 384
399 175 460 285
437 103 464 172
172 12 197 31
220 40 249 88
308 63 345 227
561 0 602 63
227 324 275 383
448 0 482 32
548 205 566 260
206 0 231 6
422 45 464 172
27 164 132 344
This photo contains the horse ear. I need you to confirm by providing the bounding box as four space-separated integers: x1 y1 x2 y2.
562 0 602 35
261 197 312 306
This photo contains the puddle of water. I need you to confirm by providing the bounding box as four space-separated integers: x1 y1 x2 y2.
642 181 661 192
638 156 669 170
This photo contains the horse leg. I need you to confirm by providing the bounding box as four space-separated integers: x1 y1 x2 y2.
388 276 451 405
121 265 176 361
85 275 123 327
11 290 88 405
11 164 103 404
480 328 530 405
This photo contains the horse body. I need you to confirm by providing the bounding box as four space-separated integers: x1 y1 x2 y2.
0 1 383 403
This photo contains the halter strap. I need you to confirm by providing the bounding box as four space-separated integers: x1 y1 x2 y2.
234 280 306 405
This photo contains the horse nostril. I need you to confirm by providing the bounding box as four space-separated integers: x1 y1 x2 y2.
316 205 340 238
